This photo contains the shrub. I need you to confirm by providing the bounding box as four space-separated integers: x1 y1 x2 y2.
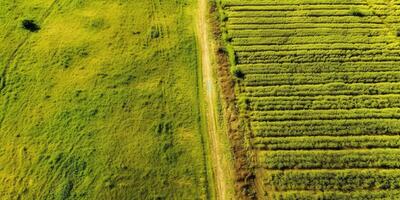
232 68 244 79
221 13 228 22
22 19 40 32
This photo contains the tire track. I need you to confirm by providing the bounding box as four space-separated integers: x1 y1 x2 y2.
0 0 60 93
0 0 60 127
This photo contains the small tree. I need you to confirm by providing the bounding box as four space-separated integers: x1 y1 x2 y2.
22 20 40 32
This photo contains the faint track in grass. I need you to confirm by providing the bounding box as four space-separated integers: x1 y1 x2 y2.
0 0 60 127
0 0 60 91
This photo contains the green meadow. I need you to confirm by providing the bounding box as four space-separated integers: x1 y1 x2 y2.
0 0 209 199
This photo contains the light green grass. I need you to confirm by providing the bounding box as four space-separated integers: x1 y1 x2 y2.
0 0 210 199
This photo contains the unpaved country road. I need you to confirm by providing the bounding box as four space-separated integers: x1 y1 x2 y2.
196 0 228 199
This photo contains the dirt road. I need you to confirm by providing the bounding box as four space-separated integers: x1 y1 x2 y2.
196 0 228 199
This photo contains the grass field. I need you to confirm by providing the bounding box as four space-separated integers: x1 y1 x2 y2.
219 0 400 199
0 0 210 199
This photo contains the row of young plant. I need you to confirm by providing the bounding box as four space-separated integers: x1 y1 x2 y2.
236 48 400 57
259 149 400 169
226 10 377 18
249 108 400 122
222 0 379 6
231 35 394 45
268 190 400 200
226 4 374 12
225 4 397 13
252 118 400 137
227 24 389 31
229 28 383 38
263 169 400 191
237 55 400 64
243 82 400 97
234 43 391 52
226 7 399 17
238 53 400 63
247 94 400 110
228 24 384 31
236 62 400 74
252 135 400 150
238 54 400 64
241 82 400 97
243 71 400 86
226 15 400 25
228 16 384 24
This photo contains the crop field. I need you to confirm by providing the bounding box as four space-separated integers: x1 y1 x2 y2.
220 0 400 199
0 0 209 199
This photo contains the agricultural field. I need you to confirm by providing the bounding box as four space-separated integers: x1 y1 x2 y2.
0 0 210 199
219 0 400 199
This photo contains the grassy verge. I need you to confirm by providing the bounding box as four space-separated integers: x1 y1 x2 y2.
207 5 237 200
209 0 257 199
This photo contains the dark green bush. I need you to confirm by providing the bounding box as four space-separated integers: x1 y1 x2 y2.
22 19 40 32
232 68 244 79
